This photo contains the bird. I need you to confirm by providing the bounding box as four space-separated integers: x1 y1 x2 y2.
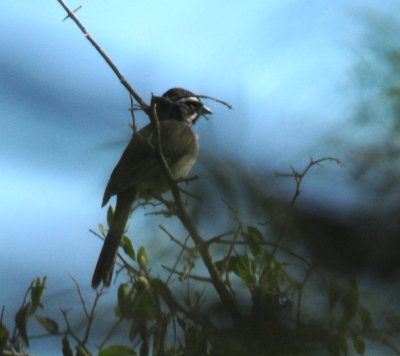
92 88 212 288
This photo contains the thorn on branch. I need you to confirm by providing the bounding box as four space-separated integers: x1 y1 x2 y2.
62 3 86 22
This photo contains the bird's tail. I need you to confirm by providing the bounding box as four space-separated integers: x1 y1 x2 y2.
92 192 136 288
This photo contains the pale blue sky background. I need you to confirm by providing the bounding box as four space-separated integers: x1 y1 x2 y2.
1 0 399 354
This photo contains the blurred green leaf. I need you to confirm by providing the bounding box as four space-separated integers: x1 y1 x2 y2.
35 314 59 335
107 205 115 227
137 247 149 270
229 255 256 284
0 325 9 352
62 336 73 356
99 345 137 356
358 306 372 329
152 279 176 310
99 224 106 237
141 291 157 320
117 283 134 318
243 226 264 257
123 236 136 261
15 303 32 346
31 276 46 310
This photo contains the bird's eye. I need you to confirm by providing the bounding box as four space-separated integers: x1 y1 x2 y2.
187 101 199 109
184 98 202 110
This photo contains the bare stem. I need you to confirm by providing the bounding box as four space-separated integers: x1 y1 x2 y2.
56 0 149 111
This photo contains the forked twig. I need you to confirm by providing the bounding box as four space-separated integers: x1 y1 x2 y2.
275 156 344 207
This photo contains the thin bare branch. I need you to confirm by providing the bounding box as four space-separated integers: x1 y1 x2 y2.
56 0 149 111
159 225 194 252
82 288 103 346
68 274 90 320
206 230 236 245
274 156 344 207
216 239 312 266
60 309 88 351
98 318 123 350
162 265 212 283
197 94 233 109
166 235 191 284
129 94 139 136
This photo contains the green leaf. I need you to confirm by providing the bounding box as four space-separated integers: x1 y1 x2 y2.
141 291 157 320
247 226 264 241
31 276 46 310
229 255 256 284
99 345 137 356
107 205 115 227
123 236 136 261
243 226 264 257
15 303 33 346
62 336 73 356
117 283 133 318
0 325 9 352
35 314 59 334
137 247 149 270
99 224 106 237
358 306 372 328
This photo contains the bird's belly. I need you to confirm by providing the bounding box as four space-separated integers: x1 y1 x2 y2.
137 150 198 199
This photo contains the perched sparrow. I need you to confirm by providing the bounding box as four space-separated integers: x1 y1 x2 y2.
92 88 212 288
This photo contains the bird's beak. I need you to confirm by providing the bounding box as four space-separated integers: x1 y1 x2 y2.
200 104 212 115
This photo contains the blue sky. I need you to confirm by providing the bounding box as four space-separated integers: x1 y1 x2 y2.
1 0 399 353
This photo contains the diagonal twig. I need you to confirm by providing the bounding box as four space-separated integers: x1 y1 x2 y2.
57 0 149 111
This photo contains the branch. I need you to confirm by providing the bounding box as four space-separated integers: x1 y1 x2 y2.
197 94 233 109
275 156 344 207
159 225 194 252
68 276 103 346
57 0 240 323
56 0 149 111
162 265 212 283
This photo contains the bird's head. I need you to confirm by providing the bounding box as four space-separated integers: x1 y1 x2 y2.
156 88 212 125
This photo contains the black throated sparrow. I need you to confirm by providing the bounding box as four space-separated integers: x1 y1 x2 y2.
92 88 212 288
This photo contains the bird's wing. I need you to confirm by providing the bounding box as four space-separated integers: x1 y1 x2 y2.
102 121 198 206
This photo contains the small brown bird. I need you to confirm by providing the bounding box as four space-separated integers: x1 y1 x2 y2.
92 88 212 288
